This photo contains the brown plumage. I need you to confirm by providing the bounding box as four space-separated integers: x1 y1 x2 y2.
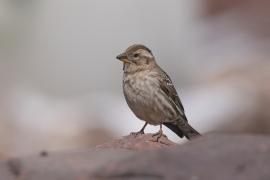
116 44 200 140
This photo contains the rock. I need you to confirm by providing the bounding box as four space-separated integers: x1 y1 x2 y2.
95 133 176 150
0 134 270 180
0 149 134 180
0 133 174 180
94 134 270 180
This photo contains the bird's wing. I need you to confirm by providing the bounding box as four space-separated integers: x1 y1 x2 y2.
158 69 188 122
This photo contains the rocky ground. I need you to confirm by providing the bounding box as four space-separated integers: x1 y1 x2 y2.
0 133 270 180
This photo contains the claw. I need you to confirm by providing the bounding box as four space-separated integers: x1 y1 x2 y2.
151 124 166 142
130 130 144 137
151 130 163 142
130 122 148 137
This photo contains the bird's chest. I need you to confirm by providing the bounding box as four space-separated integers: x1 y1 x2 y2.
123 72 151 103
122 72 160 120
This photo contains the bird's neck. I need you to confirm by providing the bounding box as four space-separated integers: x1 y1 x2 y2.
123 60 156 74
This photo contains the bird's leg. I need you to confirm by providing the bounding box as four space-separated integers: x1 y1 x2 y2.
130 122 148 137
152 124 166 142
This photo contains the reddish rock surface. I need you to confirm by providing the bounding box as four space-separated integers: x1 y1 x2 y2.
0 134 270 180
95 133 176 150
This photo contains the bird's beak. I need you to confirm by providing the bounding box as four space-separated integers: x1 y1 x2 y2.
116 53 130 63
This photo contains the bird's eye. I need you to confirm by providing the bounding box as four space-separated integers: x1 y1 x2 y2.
133 53 139 58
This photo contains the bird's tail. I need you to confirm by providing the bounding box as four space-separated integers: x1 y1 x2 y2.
182 123 201 140
163 122 184 138
163 121 201 140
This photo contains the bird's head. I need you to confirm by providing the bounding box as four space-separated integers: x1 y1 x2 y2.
116 44 156 72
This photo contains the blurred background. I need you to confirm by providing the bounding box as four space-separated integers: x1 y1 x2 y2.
0 0 270 157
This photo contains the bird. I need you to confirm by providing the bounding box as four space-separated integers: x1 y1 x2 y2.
116 44 200 140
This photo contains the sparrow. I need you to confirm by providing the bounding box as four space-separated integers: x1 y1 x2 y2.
116 44 200 140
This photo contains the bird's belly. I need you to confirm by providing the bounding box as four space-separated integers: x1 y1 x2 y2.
123 79 168 125
128 99 164 125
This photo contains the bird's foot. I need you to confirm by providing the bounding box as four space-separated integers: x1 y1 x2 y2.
130 130 144 137
151 130 167 142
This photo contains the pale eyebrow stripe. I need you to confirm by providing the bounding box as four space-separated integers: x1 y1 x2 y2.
137 49 153 58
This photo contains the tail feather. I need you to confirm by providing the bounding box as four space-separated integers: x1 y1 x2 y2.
163 123 184 138
183 123 201 140
163 121 201 140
